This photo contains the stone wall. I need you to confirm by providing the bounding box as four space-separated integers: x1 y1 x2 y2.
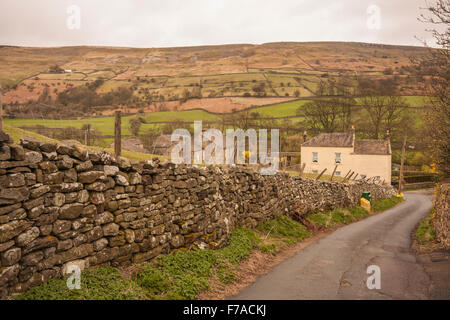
0 134 395 298
434 183 449 250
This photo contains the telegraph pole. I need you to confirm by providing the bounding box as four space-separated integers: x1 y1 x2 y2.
114 111 122 157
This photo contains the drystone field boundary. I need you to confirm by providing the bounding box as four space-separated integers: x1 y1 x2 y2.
0 132 395 297
434 183 449 250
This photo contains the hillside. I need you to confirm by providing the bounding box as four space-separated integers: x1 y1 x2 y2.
0 42 431 115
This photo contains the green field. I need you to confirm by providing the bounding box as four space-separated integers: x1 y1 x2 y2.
246 99 312 117
4 95 428 135
5 109 221 136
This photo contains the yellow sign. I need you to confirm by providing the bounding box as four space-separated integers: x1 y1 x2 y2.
360 198 371 213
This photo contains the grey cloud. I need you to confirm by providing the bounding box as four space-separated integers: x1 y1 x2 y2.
0 0 438 48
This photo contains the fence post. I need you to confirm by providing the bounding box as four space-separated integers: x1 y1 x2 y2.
330 164 338 181
343 171 355 183
86 124 91 146
114 111 121 157
316 168 327 180
299 163 306 178
343 169 352 180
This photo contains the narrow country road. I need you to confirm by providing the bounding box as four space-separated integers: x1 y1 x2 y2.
231 192 436 300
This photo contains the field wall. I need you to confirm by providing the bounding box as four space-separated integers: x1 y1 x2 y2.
434 183 449 250
0 132 395 297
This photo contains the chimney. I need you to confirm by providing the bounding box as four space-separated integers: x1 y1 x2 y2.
385 129 392 154
303 130 307 142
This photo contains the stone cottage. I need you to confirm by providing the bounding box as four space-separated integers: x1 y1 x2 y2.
301 129 392 184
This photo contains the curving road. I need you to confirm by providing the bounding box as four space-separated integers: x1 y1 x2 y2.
231 192 436 300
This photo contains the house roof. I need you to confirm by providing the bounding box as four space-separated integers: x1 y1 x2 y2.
302 131 391 155
109 138 147 153
153 135 173 148
302 132 354 147
354 140 391 155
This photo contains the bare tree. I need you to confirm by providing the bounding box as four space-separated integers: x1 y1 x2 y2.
418 0 450 180
129 117 142 136
360 88 408 139
299 100 340 133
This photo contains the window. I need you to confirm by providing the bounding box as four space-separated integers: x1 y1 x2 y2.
312 170 318 174
335 152 341 164
312 152 318 163
335 171 341 176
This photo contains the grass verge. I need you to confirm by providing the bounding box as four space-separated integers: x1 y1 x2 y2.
15 216 309 300
415 208 436 245
14 197 398 300
306 196 404 228
371 196 404 212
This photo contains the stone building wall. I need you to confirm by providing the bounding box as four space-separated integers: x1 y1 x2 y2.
0 134 395 297
434 183 449 250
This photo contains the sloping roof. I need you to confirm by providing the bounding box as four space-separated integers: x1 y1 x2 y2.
153 135 173 148
354 140 390 155
109 138 147 153
302 132 354 147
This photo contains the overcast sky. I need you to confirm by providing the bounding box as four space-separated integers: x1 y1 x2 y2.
0 0 440 48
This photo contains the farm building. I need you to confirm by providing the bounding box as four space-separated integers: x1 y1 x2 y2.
109 138 148 154
301 129 392 184
151 133 257 164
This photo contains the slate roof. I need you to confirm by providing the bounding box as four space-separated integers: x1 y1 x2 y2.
302 132 354 147
109 138 147 153
354 140 391 155
302 132 390 155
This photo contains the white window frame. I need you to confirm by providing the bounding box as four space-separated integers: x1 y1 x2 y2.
335 152 341 164
312 152 318 163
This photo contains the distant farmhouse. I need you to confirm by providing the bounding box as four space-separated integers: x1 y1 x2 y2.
301 129 392 184
109 138 147 154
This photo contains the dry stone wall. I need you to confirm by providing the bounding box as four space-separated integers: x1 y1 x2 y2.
434 183 449 250
0 133 395 297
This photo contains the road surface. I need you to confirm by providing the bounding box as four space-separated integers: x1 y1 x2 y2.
231 192 436 300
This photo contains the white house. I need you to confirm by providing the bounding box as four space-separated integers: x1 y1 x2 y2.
301 130 392 184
